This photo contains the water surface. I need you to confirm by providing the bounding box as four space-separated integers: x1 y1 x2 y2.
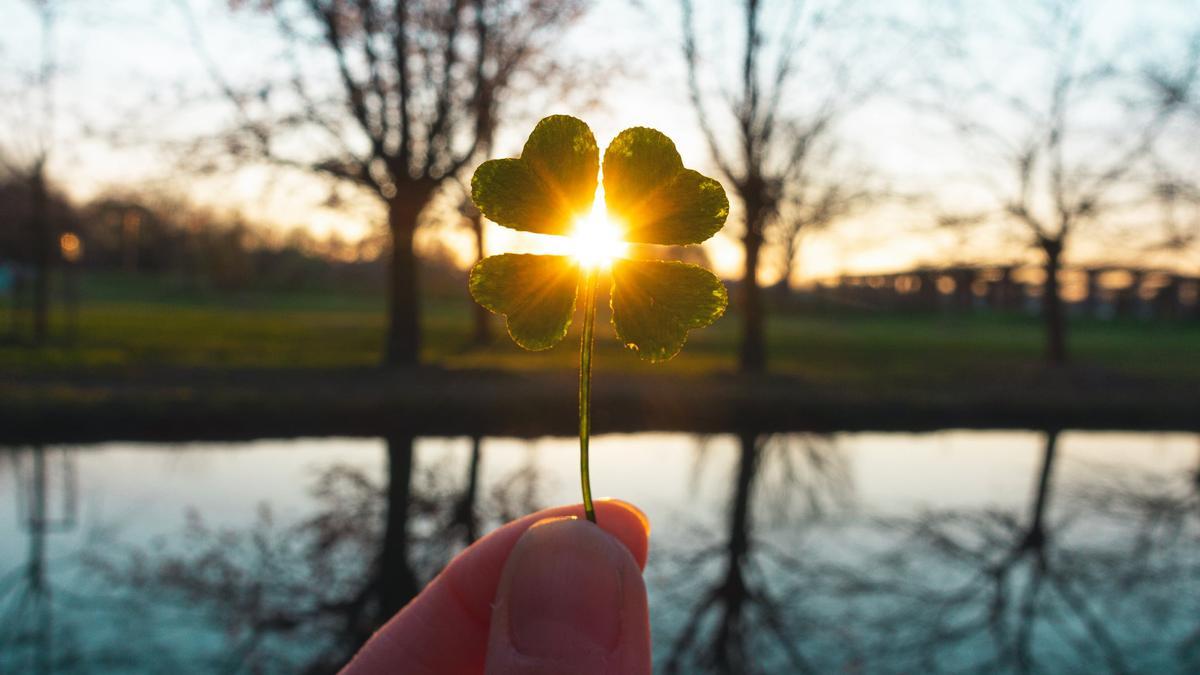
2 431 1197 673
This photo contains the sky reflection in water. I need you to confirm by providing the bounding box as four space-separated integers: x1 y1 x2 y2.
1 431 1197 673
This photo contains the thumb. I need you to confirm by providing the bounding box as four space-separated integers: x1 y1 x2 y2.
484 516 651 675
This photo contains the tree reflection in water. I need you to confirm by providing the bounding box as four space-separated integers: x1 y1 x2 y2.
660 432 854 675
656 430 1199 674
83 435 543 673
852 430 1200 674
0 446 79 675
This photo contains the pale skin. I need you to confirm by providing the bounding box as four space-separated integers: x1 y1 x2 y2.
340 500 653 675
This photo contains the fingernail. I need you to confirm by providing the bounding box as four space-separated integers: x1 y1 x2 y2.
505 517 625 659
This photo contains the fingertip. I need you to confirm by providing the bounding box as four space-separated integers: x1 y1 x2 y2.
601 498 651 538
591 499 651 570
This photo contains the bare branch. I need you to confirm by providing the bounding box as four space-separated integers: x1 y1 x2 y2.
392 0 412 174
424 0 466 175
309 0 385 162
680 0 736 182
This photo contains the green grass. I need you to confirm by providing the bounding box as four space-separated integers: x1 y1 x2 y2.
3 272 1198 384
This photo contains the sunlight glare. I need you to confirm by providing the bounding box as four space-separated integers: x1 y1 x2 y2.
569 199 628 270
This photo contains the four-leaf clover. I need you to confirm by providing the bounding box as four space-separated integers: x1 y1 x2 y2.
469 115 729 361
468 114 729 523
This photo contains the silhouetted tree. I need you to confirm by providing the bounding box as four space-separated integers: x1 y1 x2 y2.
459 192 493 345
189 0 588 365
0 1 59 345
1148 76 1200 264
679 0 895 371
920 0 1197 363
773 154 881 293
1148 173 1200 256
0 177 78 340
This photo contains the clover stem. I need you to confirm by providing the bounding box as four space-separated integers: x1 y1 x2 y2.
578 267 599 524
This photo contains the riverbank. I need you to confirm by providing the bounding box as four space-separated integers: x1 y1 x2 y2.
4 364 1197 443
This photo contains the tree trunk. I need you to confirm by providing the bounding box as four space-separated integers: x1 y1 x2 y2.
713 431 760 670
454 436 483 545
1021 429 1058 552
739 209 767 373
772 231 800 306
781 229 800 294
470 210 491 345
728 432 759 569
384 196 422 366
30 166 50 345
379 434 419 617
1041 240 1067 364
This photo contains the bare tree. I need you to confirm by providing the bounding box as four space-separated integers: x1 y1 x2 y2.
0 1 58 345
679 0 894 372
772 151 881 293
1147 171 1200 260
1148 70 1200 268
458 192 492 344
188 0 587 365
920 0 1197 363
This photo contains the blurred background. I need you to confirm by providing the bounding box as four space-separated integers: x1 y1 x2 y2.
1 0 1198 673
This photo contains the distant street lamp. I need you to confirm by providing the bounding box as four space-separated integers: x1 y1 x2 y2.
58 232 82 263
59 232 81 339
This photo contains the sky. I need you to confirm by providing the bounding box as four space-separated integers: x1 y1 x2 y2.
1 0 1197 283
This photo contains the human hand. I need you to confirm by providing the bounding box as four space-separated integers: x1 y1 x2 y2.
340 500 652 675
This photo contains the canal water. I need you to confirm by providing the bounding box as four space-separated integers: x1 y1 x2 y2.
1 430 1197 673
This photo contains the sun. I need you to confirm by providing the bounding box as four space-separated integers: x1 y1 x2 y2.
569 199 628 270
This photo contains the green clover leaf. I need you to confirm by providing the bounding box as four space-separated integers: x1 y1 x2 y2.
471 115 599 236
610 259 729 362
603 127 729 246
469 253 579 351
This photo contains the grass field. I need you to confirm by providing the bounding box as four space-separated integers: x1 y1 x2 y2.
3 271 1199 386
